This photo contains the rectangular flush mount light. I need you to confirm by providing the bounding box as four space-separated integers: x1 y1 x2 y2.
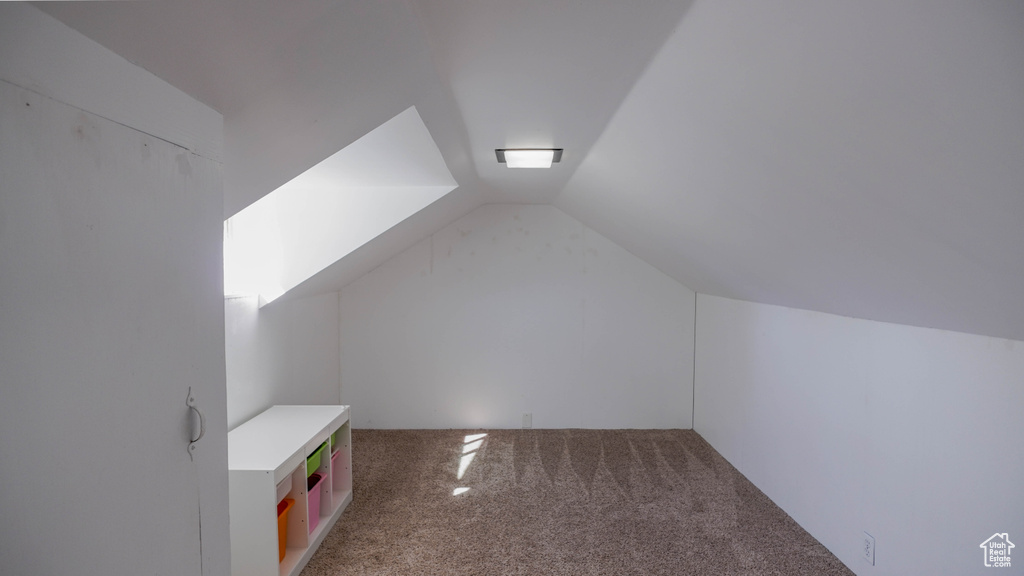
496 148 563 168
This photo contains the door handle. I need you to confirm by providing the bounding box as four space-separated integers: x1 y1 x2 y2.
187 387 205 459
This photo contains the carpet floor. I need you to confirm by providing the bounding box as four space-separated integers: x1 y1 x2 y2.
302 429 853 576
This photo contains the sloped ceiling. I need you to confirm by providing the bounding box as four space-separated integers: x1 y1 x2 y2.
556 0 1024 341
37 0 1024 340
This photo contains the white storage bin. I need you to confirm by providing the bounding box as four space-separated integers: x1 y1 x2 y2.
275 475 292 503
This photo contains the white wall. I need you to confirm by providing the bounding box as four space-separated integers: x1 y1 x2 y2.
694 294 1024 575
225 292 341 429
339 204 694 429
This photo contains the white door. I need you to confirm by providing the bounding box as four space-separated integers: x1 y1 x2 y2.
0 79 227 575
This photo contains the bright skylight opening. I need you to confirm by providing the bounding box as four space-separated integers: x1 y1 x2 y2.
224 106 458 304
223 219 285 302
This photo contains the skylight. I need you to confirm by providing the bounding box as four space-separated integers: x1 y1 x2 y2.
224 107 458 304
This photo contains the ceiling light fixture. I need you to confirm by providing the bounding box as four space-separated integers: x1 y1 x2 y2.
496 148 563 169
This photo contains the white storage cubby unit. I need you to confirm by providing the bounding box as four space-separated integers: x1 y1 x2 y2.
228 405 352 576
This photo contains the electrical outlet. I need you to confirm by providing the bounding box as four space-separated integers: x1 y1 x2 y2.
862 532 875 566
522 413 532 429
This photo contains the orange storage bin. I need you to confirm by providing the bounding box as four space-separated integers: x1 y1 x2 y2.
276 498 294 562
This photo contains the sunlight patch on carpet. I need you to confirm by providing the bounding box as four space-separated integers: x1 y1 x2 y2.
457 433 487 481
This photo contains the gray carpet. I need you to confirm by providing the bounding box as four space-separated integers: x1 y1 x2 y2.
302 429 853 576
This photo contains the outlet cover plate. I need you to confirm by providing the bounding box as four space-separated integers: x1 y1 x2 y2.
863 532 875 565
522 413 532 429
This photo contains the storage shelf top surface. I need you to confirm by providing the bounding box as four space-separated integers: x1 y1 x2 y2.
228 405 348 472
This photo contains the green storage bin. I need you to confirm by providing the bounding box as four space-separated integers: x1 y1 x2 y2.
330 430 337 452
306 442 327 477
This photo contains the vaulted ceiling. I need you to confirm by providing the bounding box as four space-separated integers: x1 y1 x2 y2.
38 0 1024 341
